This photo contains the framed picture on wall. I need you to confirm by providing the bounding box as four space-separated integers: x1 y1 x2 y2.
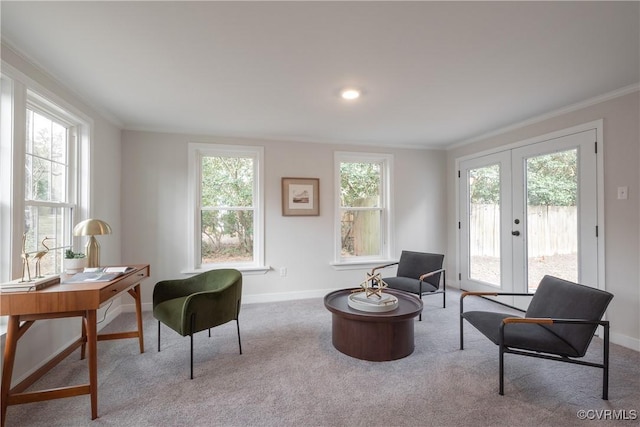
282 177 319 216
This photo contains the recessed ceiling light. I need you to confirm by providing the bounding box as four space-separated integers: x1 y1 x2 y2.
340 88 361 100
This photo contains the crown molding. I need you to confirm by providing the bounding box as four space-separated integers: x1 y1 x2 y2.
448 83 640 150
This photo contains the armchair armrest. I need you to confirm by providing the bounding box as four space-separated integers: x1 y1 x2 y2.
371 261 399 275
498 317 610 351
503 317 609 326
502 317 553 325
460 291 535 317
419 268 445 281
153 275 204 306
461 291 535 300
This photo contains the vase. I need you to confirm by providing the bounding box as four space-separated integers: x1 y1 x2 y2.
64 258 86 274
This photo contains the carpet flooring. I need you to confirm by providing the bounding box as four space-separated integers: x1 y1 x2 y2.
4 288 639 427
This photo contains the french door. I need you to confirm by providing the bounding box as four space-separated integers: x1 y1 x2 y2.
459 127 599 309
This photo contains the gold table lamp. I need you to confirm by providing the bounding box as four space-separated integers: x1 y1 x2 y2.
73 219 112 268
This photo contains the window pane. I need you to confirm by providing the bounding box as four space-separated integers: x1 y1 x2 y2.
340 162 381 207
24 205 69 275
51 122 67 162
25 109 70 203
468 164 501 286
341 209 381 257
30 156 51 201
201 156 254 207
51 161 66 202
201 209 253 264
24 155 33 200
31 111 51 158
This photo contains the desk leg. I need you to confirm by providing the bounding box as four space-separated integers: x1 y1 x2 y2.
85 310 99 420
80 318 87 360
1 316 20 427
132 284 144 353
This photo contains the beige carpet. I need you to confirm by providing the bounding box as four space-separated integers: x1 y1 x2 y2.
5 288 639 427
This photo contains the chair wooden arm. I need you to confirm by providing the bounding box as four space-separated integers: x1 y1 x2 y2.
419 268 445 281
460 291 535 319
503 317 609 326
502 317 554 325
371 261 399 275
460 291 535 300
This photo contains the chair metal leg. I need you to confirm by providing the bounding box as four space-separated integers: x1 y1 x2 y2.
499 323 505 395
190 313 195 380
418 282 423 321
603 322 610 400
499 346 505 395
157 320 161 352
236 300 243 354
442 271 446 308
236 319 242 355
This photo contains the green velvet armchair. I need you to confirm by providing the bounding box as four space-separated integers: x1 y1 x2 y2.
153 268 243 379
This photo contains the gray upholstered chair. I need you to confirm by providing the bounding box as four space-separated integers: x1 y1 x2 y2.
153 269 243 379
460 275 613 399
372 251 445 321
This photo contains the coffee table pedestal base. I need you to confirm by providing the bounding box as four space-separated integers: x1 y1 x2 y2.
331 315 416 361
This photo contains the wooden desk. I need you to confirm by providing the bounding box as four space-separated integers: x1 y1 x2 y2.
1 264 150 427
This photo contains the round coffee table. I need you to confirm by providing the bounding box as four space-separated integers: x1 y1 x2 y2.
324 288 423 361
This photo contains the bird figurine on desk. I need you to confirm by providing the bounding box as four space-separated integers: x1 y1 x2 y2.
20 233 32 282
33 237 51 278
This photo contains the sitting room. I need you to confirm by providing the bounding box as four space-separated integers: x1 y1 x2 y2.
1 2 639 426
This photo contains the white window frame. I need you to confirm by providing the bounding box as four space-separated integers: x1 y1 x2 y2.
1 69 91 283
24 102 78 267
333 151 394 267
187 143 267 274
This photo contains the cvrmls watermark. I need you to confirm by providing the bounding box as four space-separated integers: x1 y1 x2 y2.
576 409 638 421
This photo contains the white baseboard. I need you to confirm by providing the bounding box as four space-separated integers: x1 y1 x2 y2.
611 332 640 352
121 288 343 314
119 288 640 353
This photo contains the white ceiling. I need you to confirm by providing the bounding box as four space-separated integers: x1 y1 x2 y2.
1 1 638 149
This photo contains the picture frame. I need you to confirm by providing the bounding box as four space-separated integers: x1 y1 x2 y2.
281 177 320 216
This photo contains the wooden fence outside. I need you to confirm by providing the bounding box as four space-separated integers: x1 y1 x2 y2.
470 204 577 257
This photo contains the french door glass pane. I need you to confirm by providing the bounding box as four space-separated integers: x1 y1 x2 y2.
468 164 501 286
526 149 578 291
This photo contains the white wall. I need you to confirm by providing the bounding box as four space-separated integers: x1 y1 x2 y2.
446 90 640 350
120 131 447 307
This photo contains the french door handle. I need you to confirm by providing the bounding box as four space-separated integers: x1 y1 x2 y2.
511 231 520 236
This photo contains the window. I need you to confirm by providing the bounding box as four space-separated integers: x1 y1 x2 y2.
188 143 265 272
23 107 76 276
335 152 393 264
0 73 89 283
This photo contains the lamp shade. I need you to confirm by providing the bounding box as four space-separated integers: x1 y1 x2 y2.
73 219 112 236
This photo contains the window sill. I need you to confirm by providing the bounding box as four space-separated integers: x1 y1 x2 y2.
180 265 271 276
330 259 397 271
